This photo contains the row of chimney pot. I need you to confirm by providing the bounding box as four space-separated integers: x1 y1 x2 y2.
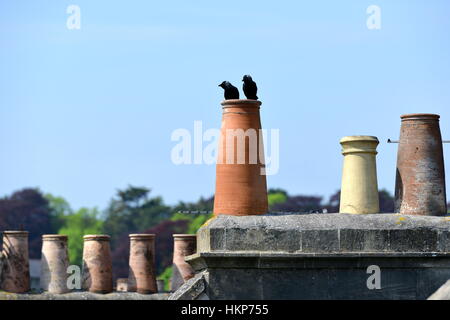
213 100 447 216
0 232 196 294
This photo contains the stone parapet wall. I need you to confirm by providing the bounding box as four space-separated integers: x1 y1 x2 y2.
172 213 450 300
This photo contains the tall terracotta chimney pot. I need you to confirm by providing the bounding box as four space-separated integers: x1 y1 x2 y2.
81 235 113 293
171 234 196 291
127 234 157 294
395 113 447 215
339 136 380 214
1 231 30 293
40 234 70 294
213 99 268 216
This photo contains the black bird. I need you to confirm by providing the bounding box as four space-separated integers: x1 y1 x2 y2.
219 81 240 100
242 75 258 100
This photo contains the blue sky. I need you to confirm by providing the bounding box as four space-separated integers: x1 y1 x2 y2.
1 0 449 210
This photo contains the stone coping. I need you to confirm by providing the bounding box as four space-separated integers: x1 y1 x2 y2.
209 213 450 230
197 213 450 254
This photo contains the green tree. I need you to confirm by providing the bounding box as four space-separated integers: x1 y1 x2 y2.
158 266 173 291
58 208 103 265
170 211 213 234
0 188 54 259
268 188 288 210
103 185 171 247
45 193 73 231
187 213 213 234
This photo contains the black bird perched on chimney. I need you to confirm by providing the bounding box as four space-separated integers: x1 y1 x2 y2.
242 75 258 100
219 81 240 100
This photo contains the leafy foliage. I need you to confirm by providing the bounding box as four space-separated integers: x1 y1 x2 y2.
268 188 288 208
0 188 53 259
103 185 171 248
158 266 173 291
57 208 103 265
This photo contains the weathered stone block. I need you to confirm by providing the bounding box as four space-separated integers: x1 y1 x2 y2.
389 228 439 252
340 229 390 252
301 230 339 253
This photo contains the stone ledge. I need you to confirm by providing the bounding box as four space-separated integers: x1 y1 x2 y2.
168 270 209 300
0 291 170 300
187 251 450 270
197 213 450 254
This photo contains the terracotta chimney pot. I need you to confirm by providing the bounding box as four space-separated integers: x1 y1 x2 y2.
213 99 268 216
81 235 113 293
40 234 70 294
171 234 196 291
1 231 30 293
395 113 447 215
127 234 157 294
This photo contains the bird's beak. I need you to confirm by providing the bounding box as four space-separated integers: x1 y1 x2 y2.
218 84 221 87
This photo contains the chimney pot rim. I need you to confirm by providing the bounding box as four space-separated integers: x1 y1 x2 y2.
129 233 155 239
83 234 110 241
173 234 197 239
42 234 68 240
2 231 29 236
400 113 440 120
221 99 262 107
340 135 379 144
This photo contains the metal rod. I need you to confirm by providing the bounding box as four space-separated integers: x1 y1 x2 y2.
387 139 450 143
